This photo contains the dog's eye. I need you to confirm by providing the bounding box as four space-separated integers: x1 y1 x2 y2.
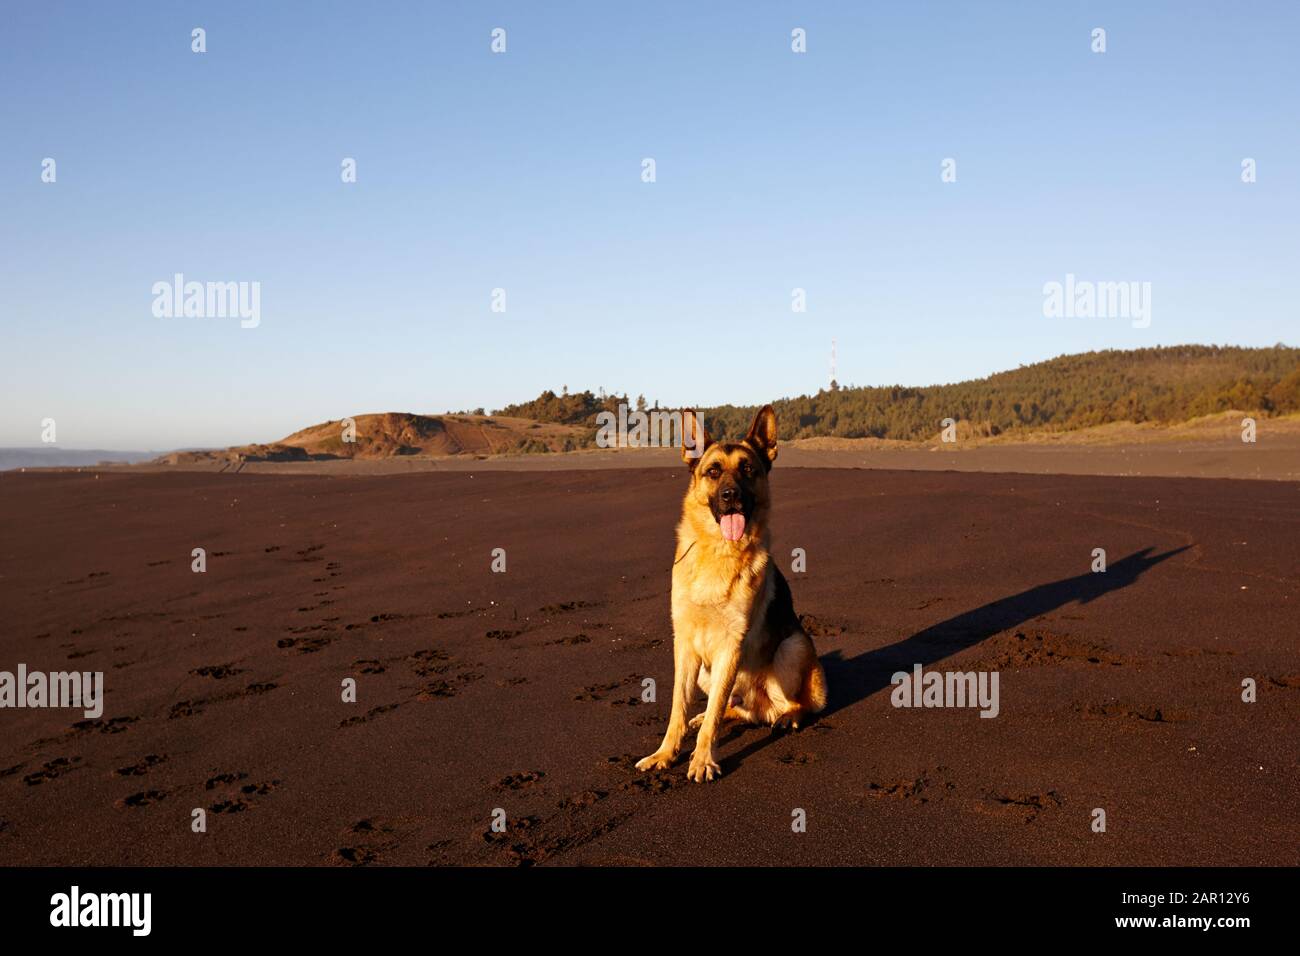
740 461 753 477
706 465 721 479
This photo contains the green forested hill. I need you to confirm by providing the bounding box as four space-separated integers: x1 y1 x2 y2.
493 345 1300 443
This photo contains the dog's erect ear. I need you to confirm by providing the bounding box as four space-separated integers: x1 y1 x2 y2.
680 409 712 468
745 404 778 466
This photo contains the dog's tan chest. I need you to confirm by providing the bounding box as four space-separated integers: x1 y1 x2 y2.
672 543 770 666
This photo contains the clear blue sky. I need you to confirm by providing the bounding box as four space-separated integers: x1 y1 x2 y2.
2 1 1296 449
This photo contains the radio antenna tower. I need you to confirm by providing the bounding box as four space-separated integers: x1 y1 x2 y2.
829 339 838 390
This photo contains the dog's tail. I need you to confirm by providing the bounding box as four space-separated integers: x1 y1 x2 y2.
801 658 828 713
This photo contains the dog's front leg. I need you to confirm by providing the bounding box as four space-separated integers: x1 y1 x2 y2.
687 642 740 782
635 641 699 772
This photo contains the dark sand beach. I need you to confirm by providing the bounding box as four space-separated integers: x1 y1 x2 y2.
1 465 1297 865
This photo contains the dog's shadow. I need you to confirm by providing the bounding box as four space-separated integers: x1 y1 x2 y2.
716 545 1188 769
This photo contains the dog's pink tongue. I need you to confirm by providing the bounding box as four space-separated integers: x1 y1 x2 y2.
720 513 746 541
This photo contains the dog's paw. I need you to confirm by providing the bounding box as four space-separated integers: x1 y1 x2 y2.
687 713 705 730
635 751 675 772
773 711 802 731
687 750 722 783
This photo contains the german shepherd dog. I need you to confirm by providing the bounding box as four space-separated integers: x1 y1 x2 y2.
636 405 827 782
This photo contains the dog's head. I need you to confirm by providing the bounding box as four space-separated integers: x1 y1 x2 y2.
680 405 778 544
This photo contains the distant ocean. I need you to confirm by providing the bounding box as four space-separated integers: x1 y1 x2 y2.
0 448 159 471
